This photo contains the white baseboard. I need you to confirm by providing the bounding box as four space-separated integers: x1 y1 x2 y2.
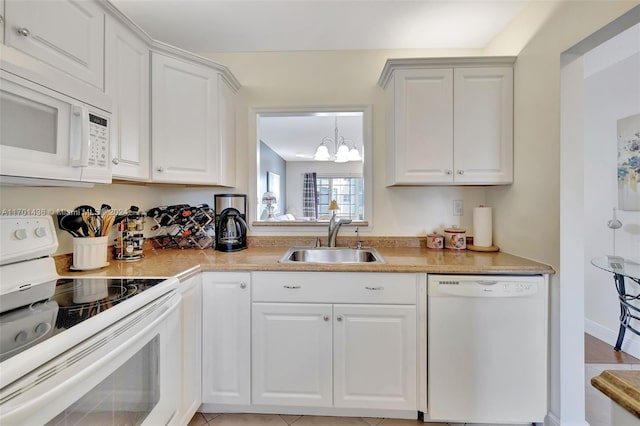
585 318 640 359
545 411 560 426
198 403 417 420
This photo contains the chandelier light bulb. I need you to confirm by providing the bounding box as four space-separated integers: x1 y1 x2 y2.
348 146 362 161
314 142 330 161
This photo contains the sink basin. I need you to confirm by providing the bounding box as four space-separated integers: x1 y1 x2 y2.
278 247 385 264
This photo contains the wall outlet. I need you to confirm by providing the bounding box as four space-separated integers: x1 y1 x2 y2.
453 200 463 216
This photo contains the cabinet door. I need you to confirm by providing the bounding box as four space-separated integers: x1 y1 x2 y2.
202 272 251 405
217 75 236 187
252 303 333 407
453 67 513 184
390 68 453 184
0 0 5 44
178 275 202 425
4 0 104 89
105 17 149 181
151 52 220 184
333 304 417 410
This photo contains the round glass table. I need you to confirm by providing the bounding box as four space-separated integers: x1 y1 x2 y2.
591 256 640 351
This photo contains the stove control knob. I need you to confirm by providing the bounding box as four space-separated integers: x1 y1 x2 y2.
14 228 28 240
35 227 48 238
35 322 51 335
15 331 28 343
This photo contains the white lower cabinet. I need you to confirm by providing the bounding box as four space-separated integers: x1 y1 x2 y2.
333 304 416 410
202 272 251 405
251 272 419 412
252 303 333 407
178 274 202 426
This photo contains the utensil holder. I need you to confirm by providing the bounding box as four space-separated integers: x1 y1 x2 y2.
72 236 109 270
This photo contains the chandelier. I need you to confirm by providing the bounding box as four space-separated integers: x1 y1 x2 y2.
313 116 361 162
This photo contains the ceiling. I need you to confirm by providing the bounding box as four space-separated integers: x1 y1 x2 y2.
110 0 528 53
259 113 364 162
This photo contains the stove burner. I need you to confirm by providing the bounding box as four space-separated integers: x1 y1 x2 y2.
55 284 138 329
51 278 164 330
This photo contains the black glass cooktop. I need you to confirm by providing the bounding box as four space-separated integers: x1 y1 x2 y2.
52 278 166 329
0 278 167 362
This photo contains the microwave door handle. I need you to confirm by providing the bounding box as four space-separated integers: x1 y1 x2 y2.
70 105 90 167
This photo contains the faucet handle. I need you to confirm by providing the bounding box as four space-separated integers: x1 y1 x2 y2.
355 227 362 249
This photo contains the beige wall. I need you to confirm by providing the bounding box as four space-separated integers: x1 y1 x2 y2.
482 1 639 422
203 48 490 237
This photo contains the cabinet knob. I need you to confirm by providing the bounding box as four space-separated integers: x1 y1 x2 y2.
156 166 164 172
240 282 247 289
283 285 301 289
457 170 464 175
445 170 452 175
323 315 330 322
17 26 30 37
337 315 343 322
365 286 384 291
112 158 120 165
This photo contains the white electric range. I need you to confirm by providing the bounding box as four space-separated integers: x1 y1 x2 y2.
0 215 181 425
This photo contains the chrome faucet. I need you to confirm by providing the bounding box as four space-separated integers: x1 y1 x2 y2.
328 212 352 247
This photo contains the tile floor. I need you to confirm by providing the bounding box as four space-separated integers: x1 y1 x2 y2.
187 414 464 426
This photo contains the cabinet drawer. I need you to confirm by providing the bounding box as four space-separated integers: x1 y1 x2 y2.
252 272 418 304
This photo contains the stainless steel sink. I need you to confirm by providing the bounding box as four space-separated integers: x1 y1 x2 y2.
278 247 385 264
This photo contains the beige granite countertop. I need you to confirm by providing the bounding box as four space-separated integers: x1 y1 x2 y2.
592 370 640 419
55 241 555 281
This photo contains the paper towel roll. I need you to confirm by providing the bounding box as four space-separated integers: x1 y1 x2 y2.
473 207 493 247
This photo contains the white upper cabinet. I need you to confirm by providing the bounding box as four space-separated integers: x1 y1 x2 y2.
151 52 237 185
379 57 515 186
105 16 150 181
3 0 105 90
453 67 513 184
387 68 454 184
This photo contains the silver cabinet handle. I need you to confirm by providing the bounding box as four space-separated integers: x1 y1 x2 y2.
240 282 247 289
337 315 343 322
283 285 301 289
365 286 384 291
457 170 464 175
323 315 330 322
17 26 30 37
112 158 120 165
445 170 452 175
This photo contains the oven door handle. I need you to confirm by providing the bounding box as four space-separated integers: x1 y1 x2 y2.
0 292 181 425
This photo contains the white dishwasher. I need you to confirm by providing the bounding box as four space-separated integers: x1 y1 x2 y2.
427 274 547 424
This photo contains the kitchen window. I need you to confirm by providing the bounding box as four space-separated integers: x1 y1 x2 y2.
317 176 364 220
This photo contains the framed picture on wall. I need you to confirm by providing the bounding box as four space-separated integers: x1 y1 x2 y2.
267 171 280 213
617 113 640 211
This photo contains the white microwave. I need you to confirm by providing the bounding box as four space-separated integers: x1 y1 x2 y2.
0 71 112 185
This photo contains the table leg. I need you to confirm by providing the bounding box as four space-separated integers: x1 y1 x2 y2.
614 323 626 352
614 273 627 352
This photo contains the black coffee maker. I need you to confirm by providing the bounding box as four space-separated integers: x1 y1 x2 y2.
214 194 248 252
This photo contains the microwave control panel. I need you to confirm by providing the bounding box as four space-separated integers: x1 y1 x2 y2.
88 114 109 168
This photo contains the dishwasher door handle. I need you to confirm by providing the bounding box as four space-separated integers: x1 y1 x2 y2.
476 280 499 285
